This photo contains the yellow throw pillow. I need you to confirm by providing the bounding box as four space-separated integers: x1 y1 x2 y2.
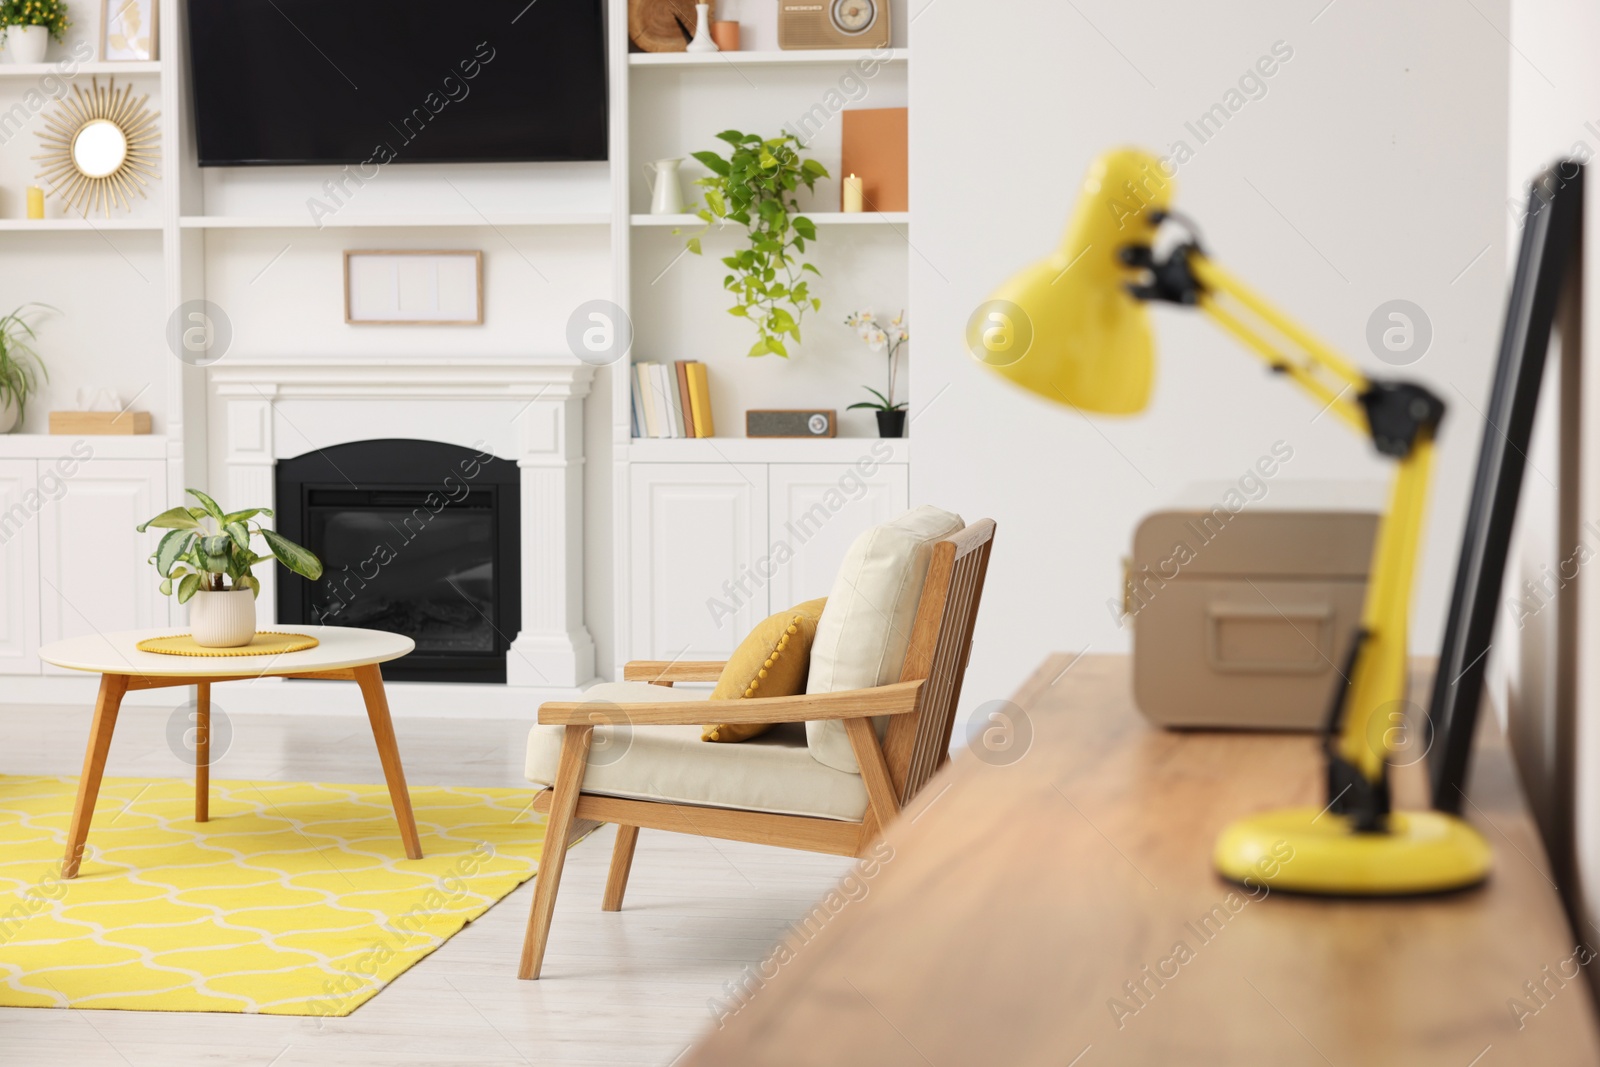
702 598 827 743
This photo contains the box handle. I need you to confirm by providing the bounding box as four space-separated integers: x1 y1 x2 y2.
1204 602 1333 674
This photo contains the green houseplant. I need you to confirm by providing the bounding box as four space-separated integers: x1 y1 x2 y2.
138 489 324 647
844 309 909 438
684 129 830 358
0 304 51 434
0 0 70 64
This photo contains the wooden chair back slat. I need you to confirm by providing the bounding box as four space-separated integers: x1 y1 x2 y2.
884 519 996 806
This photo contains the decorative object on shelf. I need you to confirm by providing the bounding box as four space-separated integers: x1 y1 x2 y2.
840 107 908 213
0 0 69 65
685 2 717 52
845 309 908 437
33 77 160 218
841 173 864 213
100 0 155 61
0 303 50 434
645 157 686 215
628 0 706 52
631 360 715 438
137 489 324 647
710 19 739 51
683 129 829 357
779 0 888 49
49 410 151 434
343 250 484 325
745 409 836 438
25 184 44 218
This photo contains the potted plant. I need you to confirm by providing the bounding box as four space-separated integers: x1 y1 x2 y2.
683 129 829 358
845 309 909 438
137 489 324 648
0 304 50 434
0 0 71 64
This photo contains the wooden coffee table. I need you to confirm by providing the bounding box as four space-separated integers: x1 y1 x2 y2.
39 625 419 878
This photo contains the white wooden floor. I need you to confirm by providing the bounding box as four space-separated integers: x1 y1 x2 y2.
0 700 857 1066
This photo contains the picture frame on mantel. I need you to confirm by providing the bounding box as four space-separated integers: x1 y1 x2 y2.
101 0 159 61
343 250 485 326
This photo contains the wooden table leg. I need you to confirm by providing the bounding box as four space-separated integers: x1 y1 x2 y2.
62 674 129 879
353 664 423 860
195 681 210 823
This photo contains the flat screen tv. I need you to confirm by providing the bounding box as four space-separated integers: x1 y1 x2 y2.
186 0 608 166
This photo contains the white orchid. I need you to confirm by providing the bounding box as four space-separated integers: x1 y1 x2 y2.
846 307 909 416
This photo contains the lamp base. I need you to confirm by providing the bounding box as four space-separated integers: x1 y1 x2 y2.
1214 806 1492 896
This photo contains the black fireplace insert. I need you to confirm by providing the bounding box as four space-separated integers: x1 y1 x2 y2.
274 439 521 683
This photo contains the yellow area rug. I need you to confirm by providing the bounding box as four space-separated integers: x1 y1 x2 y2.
0 775 562 1015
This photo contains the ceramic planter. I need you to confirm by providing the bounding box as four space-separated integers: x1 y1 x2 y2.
5 25 48 65
875 410 906 438
189 587 257 647
0 398 17 434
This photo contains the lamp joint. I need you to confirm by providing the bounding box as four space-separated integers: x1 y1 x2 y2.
1357 381 1446 458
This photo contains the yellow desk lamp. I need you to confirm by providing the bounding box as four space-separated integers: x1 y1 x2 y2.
973 148 1491 895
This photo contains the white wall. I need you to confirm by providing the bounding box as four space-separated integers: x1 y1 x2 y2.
911 0 1511 725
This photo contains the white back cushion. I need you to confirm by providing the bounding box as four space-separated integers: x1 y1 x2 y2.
805 505 965 772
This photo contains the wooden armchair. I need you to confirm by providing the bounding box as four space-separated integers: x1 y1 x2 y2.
519 519 996 979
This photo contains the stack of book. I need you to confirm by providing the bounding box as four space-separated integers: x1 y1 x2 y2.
632 361 715 439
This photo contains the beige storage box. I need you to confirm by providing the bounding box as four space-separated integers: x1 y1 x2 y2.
1127 481 1384 731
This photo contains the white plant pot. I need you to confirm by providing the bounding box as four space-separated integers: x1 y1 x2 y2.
6 25 49 66
188 587 257 648
0 398 17 434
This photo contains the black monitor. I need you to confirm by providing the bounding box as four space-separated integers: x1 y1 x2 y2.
1426 159 1584 811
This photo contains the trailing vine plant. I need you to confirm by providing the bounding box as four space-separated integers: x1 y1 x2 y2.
684 129 829 357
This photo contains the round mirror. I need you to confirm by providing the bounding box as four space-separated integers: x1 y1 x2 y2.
71 120 129 180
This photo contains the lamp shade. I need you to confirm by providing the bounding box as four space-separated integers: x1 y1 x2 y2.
970 148 1173 414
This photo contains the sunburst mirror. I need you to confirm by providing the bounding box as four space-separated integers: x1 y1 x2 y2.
33 78 160 218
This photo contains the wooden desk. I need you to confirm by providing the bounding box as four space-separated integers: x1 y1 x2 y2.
685 654 1600 1066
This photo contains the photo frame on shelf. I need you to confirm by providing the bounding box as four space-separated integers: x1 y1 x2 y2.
343 250 485 326
101 0 159 61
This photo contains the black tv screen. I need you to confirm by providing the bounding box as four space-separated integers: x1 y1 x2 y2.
186 0 608 166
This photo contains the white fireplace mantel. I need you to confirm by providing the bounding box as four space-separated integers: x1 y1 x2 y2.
210 358 597 688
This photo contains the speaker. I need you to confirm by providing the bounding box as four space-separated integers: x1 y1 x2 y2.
745 410 837 438
778 0 890 50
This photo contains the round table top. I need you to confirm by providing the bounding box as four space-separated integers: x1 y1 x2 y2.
38 625 415 677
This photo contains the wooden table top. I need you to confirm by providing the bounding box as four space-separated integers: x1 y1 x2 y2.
685 654 1600 1066
37 625 414 677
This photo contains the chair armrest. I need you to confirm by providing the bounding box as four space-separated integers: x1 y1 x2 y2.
623 660 726 684
538 680 923 727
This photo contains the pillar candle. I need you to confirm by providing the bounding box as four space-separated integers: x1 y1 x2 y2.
26 186 44 220
842 174 864 213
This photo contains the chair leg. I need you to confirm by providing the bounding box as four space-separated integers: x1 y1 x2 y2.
602 825 640 912
519 725 593 980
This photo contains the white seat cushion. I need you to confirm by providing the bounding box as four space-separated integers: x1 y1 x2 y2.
524 681 869 822
805 505 965 772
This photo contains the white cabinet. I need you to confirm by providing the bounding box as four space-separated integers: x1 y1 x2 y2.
626 453 909 664
0 447 168 676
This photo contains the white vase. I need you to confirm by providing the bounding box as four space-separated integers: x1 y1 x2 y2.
645 158 685 215
5 25 49 65
0 398 17 434
685 3 719 52
189 588 257 648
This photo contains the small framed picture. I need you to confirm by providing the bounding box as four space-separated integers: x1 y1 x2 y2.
101 0 158 61
344 250 484 325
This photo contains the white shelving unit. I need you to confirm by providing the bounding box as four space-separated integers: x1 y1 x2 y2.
631 211 909 227
0 60 161 77
628 47 908 67
178 213 612 229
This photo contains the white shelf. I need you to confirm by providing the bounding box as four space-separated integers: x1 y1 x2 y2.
179 213 613 230
629 48 907 68
0 60 161 77
632 212 908 227
0 433 167 459
624 437 910 464
0 217 162 231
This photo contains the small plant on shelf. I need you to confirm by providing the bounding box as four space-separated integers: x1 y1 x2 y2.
0 0 72 41
138 490 323 603
845 309 909 437
683 129 830 358
0 304 51 434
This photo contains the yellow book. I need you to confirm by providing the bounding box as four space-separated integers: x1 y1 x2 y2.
686 362 715 438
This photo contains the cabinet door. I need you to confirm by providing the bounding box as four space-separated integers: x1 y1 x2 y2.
38 458 168 666
766 463 909 609
0 459 40 674
630 463 767 663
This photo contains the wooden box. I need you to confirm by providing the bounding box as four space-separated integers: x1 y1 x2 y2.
48 410 152 435
840 107 907 213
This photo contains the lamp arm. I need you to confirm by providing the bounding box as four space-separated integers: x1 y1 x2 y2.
1138 244 1446 828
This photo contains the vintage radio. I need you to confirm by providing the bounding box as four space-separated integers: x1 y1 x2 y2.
778 0 890 50
745 409 837 438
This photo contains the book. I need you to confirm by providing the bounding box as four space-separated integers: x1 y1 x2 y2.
686 362 714 437
653 363 683 437
629 365 645 438
674 361 696 439
635 363 660 438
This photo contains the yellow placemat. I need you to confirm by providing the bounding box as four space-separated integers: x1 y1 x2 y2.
135 632 320 657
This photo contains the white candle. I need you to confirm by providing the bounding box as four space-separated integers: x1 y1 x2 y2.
842 174 864 213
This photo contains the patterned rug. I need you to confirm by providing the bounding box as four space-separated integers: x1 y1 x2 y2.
0 775 562 1015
